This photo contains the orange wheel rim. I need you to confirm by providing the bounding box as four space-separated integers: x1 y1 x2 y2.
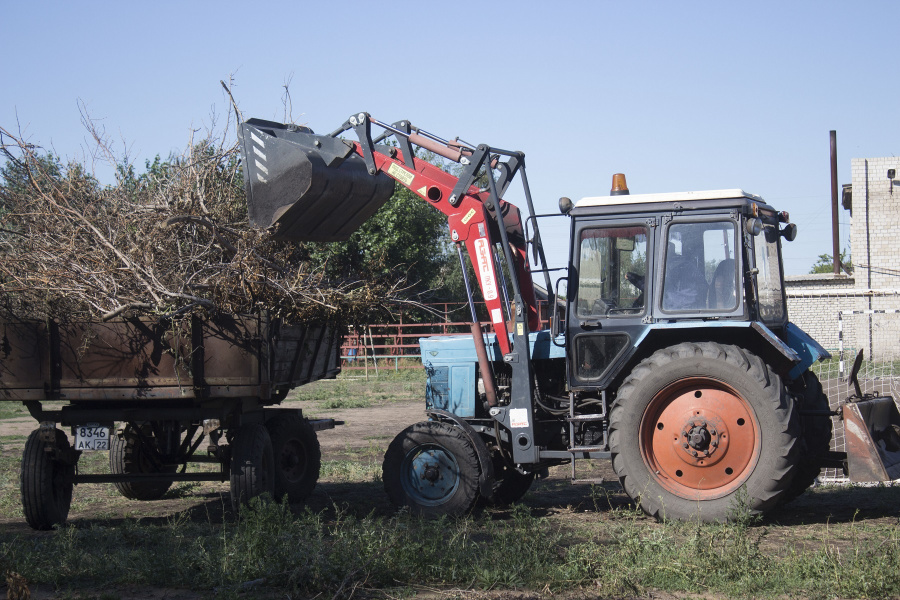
639 377 760 500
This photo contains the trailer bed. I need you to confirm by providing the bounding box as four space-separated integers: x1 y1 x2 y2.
0 313 341 403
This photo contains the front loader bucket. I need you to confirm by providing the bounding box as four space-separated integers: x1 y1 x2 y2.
239 118 395 242
843 396 900 482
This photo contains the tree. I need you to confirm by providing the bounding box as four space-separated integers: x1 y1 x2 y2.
809 249 852 274
303 185 457 300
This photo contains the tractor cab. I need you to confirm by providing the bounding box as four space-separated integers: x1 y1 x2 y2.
564 187 805 389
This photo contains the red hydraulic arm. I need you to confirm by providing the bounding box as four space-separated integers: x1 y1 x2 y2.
342 117 541 356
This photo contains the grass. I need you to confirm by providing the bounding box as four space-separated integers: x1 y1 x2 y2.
2 368 900 597
0 402 31 420
0 495 899 599
290 368 426 411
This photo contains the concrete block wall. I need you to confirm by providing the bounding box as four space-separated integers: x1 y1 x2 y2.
785 273 900 359
850 157 900 290
785 274 861 350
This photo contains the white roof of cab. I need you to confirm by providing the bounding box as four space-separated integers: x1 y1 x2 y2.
575 189 764 208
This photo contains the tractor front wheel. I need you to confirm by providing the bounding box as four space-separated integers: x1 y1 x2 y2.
610 342 800 522
383 421 480 517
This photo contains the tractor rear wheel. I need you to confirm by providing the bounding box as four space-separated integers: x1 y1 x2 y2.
383 421 480 517
610 342 800 522
779 370 833 504
21 428 75 530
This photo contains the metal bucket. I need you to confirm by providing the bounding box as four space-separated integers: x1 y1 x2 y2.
842 348 900 482
239 119 395 242
843 397 900 482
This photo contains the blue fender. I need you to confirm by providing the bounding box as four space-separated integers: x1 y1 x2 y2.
783 321 831 380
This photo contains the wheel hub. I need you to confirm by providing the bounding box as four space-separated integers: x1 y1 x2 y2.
422 464 441 482
641 378 760 500
680 417 724 460
401 445 460 506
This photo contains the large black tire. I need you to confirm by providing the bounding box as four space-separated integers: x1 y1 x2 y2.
21 428 75 530
109 423 176 501
265 415 321 504
383 421 480 517
609 342 800 522
779 370 833 505
229 423 275 510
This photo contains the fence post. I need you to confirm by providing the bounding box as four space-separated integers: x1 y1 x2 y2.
367 326 379 377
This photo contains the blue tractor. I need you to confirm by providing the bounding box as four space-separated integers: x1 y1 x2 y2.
406 181 842 521
239 115 898 522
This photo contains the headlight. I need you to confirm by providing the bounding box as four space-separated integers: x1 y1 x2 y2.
744 217 763 236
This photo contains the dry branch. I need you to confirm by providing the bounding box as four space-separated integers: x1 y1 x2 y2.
0 118 410 326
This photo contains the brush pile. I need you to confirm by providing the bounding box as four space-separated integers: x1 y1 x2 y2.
0 124 408 326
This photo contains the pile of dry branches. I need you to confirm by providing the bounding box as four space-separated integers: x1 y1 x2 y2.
0 119 408 326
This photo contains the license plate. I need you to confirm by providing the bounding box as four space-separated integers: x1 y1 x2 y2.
75 424 110 451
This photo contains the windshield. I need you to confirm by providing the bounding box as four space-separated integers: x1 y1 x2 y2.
576 225 648 317
753 225 786 324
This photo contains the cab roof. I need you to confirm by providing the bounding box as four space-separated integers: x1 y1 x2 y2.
574 189 764 209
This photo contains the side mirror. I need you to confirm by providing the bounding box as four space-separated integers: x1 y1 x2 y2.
780 223 798 242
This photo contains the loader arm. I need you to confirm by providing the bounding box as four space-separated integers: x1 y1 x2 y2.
342 143 539 355
240 113 548 356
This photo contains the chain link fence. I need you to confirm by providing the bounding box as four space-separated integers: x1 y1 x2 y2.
807 300 900 481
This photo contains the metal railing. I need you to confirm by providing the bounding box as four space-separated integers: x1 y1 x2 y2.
339 300 552 373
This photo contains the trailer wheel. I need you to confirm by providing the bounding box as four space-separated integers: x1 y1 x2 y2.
229 423 275 509
610 342 800 522
265 415 321 503
779 370 833 504
109 424 176 500
383 421 480 517
21 428 75 530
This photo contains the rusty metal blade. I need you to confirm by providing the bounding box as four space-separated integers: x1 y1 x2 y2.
843 396 900 482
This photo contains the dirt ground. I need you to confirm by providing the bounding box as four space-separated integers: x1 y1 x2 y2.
1 394 897 528
1 394 899 599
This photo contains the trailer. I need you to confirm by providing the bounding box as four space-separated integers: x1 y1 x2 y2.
0 312 342 529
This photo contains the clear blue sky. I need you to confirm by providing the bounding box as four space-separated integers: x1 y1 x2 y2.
3 1 897 275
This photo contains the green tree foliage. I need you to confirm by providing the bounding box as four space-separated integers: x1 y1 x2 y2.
3 153 99 196
809 249 852 274
1 151 100 228
303 185 459 301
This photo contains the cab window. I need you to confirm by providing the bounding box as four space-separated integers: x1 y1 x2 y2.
576 226 648 317
662 221 737 312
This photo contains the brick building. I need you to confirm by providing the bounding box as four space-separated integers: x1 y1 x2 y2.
786 156 900 358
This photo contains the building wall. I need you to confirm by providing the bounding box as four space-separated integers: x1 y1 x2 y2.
785 274 859 351
783 156 900 358
850 157 900 289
